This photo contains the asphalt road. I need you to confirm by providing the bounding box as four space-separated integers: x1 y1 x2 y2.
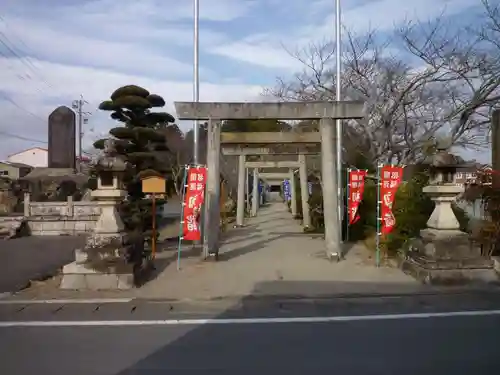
0 236 86 293
0 293 499 374
0 315 498 374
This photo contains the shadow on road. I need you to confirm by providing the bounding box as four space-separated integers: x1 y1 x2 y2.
111 280 500 374
1 281 500 374
217 234 285 262
0 236 87 293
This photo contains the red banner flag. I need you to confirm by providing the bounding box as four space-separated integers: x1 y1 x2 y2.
379 165 404 235
183 166 207 241
348 170 367 224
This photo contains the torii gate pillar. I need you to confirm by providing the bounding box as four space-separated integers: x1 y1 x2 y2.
320 118 340 258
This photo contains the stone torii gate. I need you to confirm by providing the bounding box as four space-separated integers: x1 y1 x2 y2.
222 132 321 225
247 161 307 222
174 101 364 260
259 170 302 217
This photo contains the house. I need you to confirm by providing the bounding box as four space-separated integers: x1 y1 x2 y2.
7 147 48 168
6 147 91 169
0 161 33 180
455 164 492 186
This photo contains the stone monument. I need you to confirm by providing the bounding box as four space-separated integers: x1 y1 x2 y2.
401 145 497 284
48 106 76 169
60 139 134 290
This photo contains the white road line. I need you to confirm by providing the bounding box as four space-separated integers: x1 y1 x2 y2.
0 298 134 305
1 309 500 327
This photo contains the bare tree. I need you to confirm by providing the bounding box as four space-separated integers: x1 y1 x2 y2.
397 0 500 152
84 130 109 163
267 6 500 166
267 31 443 165
161 124 188 196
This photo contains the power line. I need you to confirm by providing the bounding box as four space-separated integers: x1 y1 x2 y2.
0 92 45 122
0 15 53 90
0 36 47 95
0 130 46 144
0 13 54 125
0 14 94 163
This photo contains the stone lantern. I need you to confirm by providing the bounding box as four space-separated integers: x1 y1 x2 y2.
91 139 127 237
60 139 133 290
401 144 496 284
421 144 465 230
91 139 128 239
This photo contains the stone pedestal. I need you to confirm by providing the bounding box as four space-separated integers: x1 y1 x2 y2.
60 248 135 290
401 229 497 284
423 185 462 229
60 188 136 290
92 189 126 236
401 184 497 284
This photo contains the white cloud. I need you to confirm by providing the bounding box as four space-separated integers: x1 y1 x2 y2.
0 57 263 109
3 0 254 23
0 57 262 159
211 0 479 69
0 0 261 159
0 0 485 161
211 39 304 70
39 0 232 46
311 0 478 38
0 19 194 79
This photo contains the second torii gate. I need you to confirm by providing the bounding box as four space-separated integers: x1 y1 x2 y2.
174 101 364 260
259 169 305 219
222 132 321 226
247 161 308 223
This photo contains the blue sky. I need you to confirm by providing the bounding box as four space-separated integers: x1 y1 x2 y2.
0 0 490 161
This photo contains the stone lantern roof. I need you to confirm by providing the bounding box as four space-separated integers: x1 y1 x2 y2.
95 139 127 172
421 144 465 168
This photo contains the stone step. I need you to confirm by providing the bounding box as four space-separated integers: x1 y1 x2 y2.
0 218 27 239
0 220 20 226
0 226 11 239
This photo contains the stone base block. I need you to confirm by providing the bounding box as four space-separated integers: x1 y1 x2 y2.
60 261 135 290
400 229 499 285
400 258 498 285
493 256 500 274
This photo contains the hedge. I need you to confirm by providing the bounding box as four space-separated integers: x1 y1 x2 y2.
290 169 470 257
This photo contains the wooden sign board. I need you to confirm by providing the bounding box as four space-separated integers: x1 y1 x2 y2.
141 176 166 194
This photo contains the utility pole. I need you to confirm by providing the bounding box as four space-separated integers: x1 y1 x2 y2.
335 0 343 252
71 95 91 172
193 0 200 165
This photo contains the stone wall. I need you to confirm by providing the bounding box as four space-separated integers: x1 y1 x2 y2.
24 194 100 235
0 189 18 215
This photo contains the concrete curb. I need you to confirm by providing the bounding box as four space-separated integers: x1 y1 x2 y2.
0 292 13 300
0 298 133 304
1 286 499 305
0 269 61 300
135 285 500 305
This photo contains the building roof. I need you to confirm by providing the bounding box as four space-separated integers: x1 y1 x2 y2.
7 148 90 162
20 167 87 183
7 147 48 158
0 161 34 169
